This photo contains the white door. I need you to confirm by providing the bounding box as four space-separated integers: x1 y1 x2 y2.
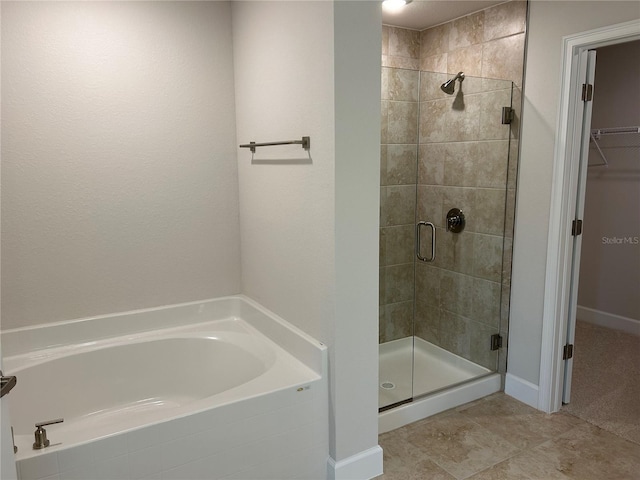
562 49 597 405
1 341 19 479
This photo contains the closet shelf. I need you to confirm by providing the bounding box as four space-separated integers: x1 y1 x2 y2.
589 126 640 167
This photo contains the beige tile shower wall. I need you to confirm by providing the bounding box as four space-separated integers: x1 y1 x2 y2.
414 1 527 370
419 1 526 87
382 26 421 69
379 1 526 350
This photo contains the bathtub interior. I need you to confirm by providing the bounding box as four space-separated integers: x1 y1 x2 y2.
7 322 282 439
1 295 328 472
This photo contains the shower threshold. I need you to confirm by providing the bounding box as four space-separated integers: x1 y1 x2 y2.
378 336 501 432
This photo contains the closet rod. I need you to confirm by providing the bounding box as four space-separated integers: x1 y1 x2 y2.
591 126 640 137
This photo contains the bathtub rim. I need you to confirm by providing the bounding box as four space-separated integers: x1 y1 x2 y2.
1 295 327 375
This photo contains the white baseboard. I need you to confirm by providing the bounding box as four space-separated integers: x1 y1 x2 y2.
505 373 539 409
327 446 383 480
577 305 640 336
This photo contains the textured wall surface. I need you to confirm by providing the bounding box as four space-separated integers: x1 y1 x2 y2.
1 2 241 329
232 0 335 346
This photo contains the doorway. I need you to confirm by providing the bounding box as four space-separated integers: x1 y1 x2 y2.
538 19 640 415
561 39 640 444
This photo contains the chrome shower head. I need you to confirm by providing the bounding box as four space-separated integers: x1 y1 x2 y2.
441 72 465 95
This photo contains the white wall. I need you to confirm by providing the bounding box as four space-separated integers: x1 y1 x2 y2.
333 0 382 469
232 0 381 471
1 1 241 329
577 40 640 322
509 1 640 387
232 0 336 346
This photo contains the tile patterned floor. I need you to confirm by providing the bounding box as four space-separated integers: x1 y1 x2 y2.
377 393 640 479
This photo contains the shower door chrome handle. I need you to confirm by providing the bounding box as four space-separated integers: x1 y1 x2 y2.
416 221 436 263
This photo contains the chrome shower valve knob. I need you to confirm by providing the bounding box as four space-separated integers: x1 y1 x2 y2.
446 208 466 233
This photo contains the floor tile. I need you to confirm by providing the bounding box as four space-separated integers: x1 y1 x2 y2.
405 411 520 479
466 449 572 480
379 393 640 480
458 394 583 449
379 429 456 479
530 422 640 479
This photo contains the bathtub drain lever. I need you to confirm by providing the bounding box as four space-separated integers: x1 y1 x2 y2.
33 418 64 450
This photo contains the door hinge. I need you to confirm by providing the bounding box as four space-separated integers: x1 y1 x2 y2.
501 107 515 125
490 333 503 351
572 219 583 236
582 83 593 102
563 344 574 360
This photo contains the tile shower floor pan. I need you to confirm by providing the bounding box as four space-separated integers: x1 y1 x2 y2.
379 336 491 409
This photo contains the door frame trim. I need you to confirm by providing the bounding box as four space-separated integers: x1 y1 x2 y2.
538 19 640 413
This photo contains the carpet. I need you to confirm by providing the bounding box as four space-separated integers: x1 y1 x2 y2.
562 320 640 445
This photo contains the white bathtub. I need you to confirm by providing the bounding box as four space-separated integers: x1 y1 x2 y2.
1 296 328 480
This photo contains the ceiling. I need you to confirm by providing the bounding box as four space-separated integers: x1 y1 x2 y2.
382 0 507 30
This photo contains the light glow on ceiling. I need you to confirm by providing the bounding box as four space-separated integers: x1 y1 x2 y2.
382 0 412 14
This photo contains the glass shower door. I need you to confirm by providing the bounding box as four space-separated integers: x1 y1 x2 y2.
413 71 514 398
379 68 516 410
379 66 420 409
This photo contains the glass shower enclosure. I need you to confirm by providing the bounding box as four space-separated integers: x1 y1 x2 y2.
379 68 517 410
